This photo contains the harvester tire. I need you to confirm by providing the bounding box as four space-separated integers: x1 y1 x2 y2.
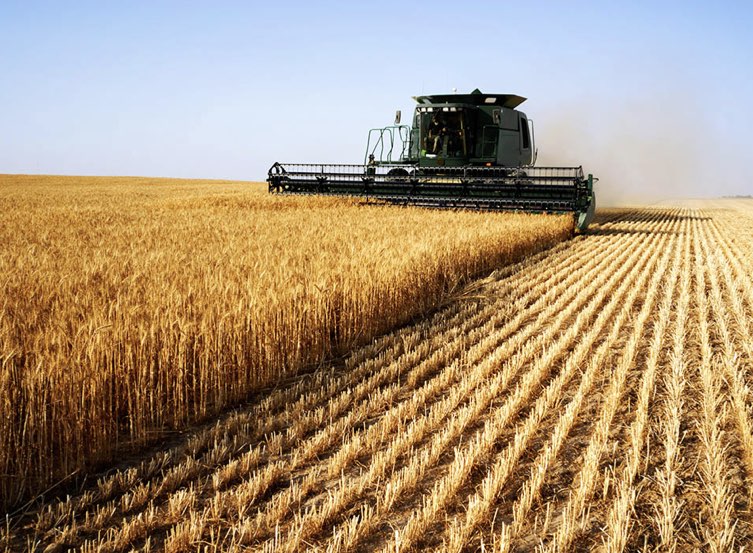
387 168 409 177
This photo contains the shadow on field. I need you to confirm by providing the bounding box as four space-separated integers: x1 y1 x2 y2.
594 208 711 225
590 209 711 237
588 227 679 236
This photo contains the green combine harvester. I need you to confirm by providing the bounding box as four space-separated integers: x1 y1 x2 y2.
267 88 597 231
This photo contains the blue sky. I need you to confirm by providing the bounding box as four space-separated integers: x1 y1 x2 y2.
1 1 751 201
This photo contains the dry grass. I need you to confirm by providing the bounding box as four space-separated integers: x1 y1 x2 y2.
0 174 571 511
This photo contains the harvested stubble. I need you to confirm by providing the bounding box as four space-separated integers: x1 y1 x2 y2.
0 174 571 511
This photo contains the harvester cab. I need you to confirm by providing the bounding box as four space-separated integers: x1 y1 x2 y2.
268 89 597 231
411 91 534 168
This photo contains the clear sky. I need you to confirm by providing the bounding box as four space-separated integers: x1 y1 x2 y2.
1 1 751 202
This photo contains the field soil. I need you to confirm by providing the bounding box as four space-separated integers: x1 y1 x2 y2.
5 199 753 552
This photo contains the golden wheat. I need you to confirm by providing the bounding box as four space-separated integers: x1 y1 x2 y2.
0 174 571 511
3 185 753 552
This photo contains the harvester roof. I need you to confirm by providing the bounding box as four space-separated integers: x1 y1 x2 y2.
413 88 526 108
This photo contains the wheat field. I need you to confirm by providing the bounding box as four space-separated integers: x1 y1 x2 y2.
0 175 571 514
4 176 753 551
4 196 753 552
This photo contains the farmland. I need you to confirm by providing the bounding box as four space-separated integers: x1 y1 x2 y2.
0 175 570 514
3 177 753 552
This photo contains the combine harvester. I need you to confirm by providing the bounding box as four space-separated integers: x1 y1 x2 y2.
268 89 597 231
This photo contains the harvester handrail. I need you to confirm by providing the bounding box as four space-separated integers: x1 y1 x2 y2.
364 125 412 164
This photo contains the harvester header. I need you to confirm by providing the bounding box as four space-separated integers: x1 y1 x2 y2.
267 88 597 231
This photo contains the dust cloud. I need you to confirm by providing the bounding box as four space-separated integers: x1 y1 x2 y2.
535 90 727 207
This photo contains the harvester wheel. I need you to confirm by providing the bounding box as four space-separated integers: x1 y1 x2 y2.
387 168 410 192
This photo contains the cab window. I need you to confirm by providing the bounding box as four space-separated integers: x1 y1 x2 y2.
421 109 469 157
520 117 531 150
